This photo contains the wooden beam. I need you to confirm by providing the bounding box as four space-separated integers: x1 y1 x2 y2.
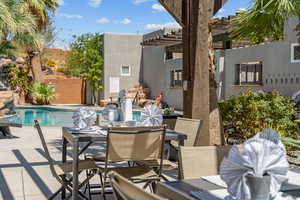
158 0 183 26
166 44 183 53
213 0 228 16
158 0 228 27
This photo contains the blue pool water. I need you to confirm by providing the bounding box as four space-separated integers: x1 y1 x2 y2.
4 107 141 126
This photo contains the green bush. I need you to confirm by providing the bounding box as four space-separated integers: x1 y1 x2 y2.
56 67 65 73
219 91 298 140
30 82 58 105
9 65 31 97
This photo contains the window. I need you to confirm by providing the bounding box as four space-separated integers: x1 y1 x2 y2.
291 43 300 63
170 69 183 87
223 40 232 49
235 62 263 85
121 66 130 76
165 51 173 60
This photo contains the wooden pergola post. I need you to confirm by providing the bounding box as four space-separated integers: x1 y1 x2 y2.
159 0 227 146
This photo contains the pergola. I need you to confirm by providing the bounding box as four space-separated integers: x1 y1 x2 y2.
141 18 233 51
157 0 228 146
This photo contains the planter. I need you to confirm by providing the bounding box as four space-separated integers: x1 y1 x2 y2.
246 175 271 200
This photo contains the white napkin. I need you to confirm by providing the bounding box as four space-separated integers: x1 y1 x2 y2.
220 129 289 200
72 107 97 130
140 104 163 126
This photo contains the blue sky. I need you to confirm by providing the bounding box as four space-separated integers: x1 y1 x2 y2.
53 0 252 49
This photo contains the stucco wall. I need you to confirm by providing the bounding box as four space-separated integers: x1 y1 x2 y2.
103 33 143 99
142 46 183 110
221 41 300 99
216 17 300 99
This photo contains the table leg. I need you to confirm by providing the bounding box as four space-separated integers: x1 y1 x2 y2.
72 139 79 200
62 137 67 199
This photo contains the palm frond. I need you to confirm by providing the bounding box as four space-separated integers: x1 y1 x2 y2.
232 0 300 44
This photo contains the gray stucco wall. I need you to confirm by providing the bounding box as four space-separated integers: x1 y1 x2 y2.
103 33 143 99
216 17 300 99
142 46 183 110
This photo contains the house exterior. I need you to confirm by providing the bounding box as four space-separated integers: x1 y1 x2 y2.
91 17 300 108
215 17 300 99
142 45 183 110
86 33 143 104
142 17 300 110
141 17 248 110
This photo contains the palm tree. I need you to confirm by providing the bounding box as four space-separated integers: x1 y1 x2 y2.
13 32 45 80
0 0 37 55
23 0 58 81
232 0 300 44
24 0 58 30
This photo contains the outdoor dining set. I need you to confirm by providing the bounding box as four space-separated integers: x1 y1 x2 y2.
32 104 300 200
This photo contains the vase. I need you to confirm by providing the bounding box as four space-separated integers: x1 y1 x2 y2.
246 175 271 200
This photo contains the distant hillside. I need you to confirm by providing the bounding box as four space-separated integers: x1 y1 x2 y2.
41 48 69 68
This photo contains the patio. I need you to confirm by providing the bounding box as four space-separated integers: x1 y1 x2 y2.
0 126 129 200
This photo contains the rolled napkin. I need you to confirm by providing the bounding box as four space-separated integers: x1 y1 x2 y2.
220 129 289 200
72 107 97 130
140 104 163 126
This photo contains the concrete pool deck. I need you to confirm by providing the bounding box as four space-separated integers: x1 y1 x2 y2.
0 126 176 200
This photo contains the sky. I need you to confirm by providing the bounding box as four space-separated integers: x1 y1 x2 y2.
53 0 253 49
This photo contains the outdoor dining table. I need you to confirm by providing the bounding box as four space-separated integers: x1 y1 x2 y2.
157 171 300 200
62 126 187 200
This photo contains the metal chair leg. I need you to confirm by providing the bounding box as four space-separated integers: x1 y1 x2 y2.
99 173 106 200
48 187 63 200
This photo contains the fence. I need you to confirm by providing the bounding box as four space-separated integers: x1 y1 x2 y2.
44 78 86 104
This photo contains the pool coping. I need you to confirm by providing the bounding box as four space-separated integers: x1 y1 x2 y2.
14 104 143 112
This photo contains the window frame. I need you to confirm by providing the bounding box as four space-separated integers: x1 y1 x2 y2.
235 62 263 86
291 43 300 63
165 51 174 60
120 65 131 76
170 69 183 88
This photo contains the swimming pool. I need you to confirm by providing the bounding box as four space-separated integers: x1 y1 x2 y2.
4 107 141 126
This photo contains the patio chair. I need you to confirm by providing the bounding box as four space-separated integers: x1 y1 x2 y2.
172 118 203 147
33 120 98 199
178 146 232 179
98 125 166 198
136 118 202 180
108 171 166 200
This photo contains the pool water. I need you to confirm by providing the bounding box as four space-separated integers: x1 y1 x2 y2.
4 107 141 126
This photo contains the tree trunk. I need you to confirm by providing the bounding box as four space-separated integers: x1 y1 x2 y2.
93 90 97 106
26 51 44 82
31 55 44 82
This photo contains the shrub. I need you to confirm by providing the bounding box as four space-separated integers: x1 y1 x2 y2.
9 65 31 97
46 59 56 68
219 91 298 140
56 67 65 73
30 82 58 105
